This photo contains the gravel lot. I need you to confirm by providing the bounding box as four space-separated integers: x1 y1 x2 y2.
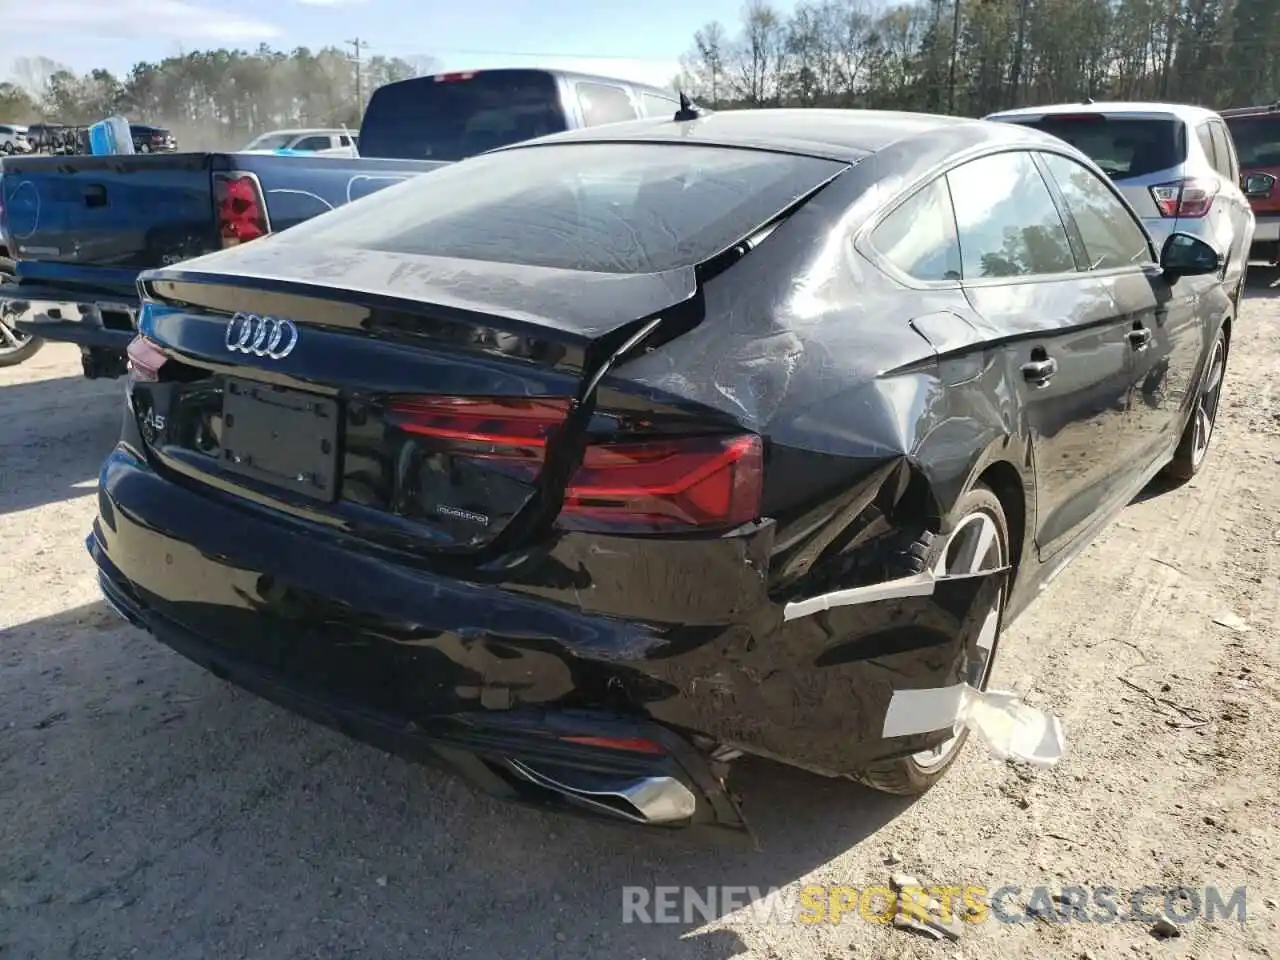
2 278 1278 960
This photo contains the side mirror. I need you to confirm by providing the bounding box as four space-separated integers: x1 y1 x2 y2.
1160 232 1222 279
1242 172 1275 198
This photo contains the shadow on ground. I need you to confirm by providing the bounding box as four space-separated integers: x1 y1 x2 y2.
0 374 121 516
1 601 915 960
1243 263 1280 298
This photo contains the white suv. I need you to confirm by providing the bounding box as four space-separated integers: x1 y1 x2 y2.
0 124 32 155
985 101 1255 305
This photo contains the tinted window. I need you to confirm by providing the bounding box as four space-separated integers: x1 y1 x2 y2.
359 71 567 161
641 93 678 118
947 151 1077 279
1005 116 1187 179
293 136 332 151
870 178 961 281
280 143 846 274
1210 122 1237 181
1040 152 1153 270
577 82 638 126
339 135 352 146
1224 115 1280 167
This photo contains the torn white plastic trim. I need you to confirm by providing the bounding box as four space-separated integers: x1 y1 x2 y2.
782 570 937 621
882 683 1065 767
882 682 967 738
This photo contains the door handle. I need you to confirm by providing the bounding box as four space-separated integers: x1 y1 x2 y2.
1127 328 1153 351
1021 357 1057 388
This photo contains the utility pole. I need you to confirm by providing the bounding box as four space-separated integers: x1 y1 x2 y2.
346 37 371 114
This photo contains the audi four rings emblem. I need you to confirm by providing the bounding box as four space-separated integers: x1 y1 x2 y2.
224 312 299 359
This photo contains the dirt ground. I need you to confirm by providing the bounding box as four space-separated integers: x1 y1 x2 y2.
1 278 1278 960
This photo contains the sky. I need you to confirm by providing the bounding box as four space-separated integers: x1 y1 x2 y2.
0 0 770 90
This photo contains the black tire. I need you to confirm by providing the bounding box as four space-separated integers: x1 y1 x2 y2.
0 256 45 367
854 483 1011 796
1164 325 1228 482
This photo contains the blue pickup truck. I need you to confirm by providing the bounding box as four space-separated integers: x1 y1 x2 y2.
0 68 693 375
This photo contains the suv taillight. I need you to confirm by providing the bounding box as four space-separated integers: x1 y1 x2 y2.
384 395 764 534
1150 178 1218 218
213 171 270 247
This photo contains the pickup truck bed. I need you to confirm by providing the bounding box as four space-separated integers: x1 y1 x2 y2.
0 151 443 376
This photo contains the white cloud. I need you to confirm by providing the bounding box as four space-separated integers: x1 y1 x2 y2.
2 0 280 42
294 0 370 5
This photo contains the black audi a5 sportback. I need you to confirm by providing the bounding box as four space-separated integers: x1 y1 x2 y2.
91 108 1231 833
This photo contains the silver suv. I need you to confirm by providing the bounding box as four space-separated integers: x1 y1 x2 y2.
985 102 1255 304
0 124 32 155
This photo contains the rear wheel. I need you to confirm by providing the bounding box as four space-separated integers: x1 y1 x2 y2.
0 256 44 367
854 484 1010 796
1164 326 1227 482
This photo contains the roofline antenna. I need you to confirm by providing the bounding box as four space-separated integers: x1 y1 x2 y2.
674 91 701 122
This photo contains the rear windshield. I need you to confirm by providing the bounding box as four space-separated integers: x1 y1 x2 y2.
1224 115 1280 167
277 142 847 274
1005 116 1187 179
359 70 569 161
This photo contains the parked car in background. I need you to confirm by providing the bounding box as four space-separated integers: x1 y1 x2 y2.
1220 102 1280 266
986 101 1254 305
0 124 32 154
130 123 178 153
92 109 1231 833
0 68 700 377
241 128 358 157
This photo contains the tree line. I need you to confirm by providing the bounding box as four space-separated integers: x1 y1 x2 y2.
675 0 1280 115
0 49 435 150
2 0 1277 151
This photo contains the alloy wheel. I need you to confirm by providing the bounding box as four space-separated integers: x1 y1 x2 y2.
1190 335 1226 469
911 507 1006 769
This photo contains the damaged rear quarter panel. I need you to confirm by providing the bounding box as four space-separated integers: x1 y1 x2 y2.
618 153 1035 601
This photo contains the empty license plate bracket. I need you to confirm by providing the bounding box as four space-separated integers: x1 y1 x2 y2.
220 378 340 501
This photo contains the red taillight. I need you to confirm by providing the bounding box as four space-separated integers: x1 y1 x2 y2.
384 395 764 533
433 71 476 82
213 172 270 247
126 335 167 382
1150 178 1218 218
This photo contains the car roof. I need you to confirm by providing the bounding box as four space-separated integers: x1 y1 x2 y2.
494 107 1063 162
988 101 1220 123
411 67 680 100
255 128 346 137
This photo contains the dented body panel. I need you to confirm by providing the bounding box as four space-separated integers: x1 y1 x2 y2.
90 109 1231 831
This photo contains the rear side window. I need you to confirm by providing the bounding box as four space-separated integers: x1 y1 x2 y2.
947 151 1077 279
576 82 638 126
1196 123 1218 169
293 136 332 151
359 71 568 161
1039 152 1153 269
640 93 678 118
1224 115 1280 167
1210 122 1238 181
1007 116 1187 179
279 142 847 274
870 178 961 282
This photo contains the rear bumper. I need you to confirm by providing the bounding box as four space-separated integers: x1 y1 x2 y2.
95 548 743 832
3 285 138 351
90 434 1006 827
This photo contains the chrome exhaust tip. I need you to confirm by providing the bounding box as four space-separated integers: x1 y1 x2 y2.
506 758 698 825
